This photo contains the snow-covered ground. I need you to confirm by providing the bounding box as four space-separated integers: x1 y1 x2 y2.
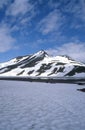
0 81 85 130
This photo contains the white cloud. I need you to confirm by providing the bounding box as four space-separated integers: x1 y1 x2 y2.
38 9 63 34
46 42 85 62
0 25 16 52
6 0 33 16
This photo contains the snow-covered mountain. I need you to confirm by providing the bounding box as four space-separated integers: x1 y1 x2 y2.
0 50 85 77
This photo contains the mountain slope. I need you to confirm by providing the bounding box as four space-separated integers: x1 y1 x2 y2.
0 50 85 77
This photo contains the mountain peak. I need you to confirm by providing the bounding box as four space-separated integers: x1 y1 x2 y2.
0 50 85 77
34 50 49 57
38 50 48 54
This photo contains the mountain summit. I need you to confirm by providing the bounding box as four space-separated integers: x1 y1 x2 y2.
0 51 85 77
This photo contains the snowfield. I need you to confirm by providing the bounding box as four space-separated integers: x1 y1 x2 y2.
0 81 85 130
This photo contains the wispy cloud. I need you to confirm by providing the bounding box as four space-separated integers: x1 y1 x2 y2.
0 0 38 53
0 24 16 52
47 0 85 28
38 9 64 35
46 42 85 62
6 0 33 16
5 0 37 32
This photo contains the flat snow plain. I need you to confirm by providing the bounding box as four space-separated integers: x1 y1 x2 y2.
0 80 85 130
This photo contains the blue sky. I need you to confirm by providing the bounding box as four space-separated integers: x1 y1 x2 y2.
0 0 85 62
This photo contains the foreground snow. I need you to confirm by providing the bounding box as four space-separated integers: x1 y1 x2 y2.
0 81 85 130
